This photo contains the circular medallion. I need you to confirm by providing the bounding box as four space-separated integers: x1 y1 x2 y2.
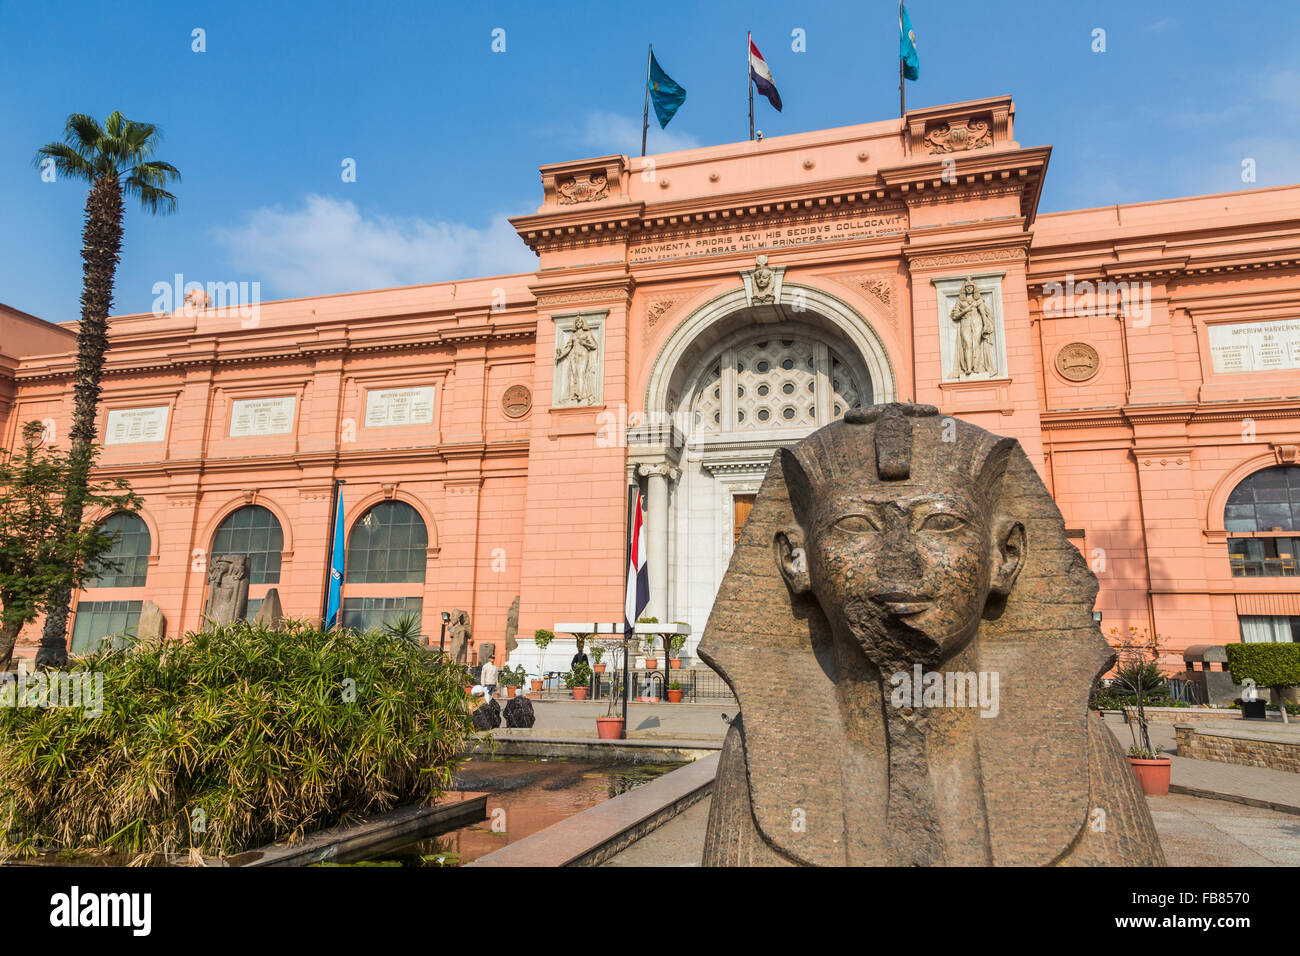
1055 342 1100 382
501 384 532 419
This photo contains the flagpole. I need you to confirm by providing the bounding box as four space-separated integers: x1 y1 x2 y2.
641 43 652 157
899 0 905 119
748 29 759 140
320 477 345 627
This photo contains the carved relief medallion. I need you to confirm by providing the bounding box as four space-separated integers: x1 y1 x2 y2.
502 384 533 419
556 172 609 205
923 118 993 154
1055 342 1100 382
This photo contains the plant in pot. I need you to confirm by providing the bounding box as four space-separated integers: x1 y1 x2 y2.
642 634 659 670
596 640 626 739
501 665 524 698
669 633 687 669
589 639 606 675
531 629 553 692
565 660 592 700
1225 641 1300 724
667 679 683 703
1110 626 1172 796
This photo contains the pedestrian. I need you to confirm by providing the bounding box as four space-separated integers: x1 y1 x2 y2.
480 649 499 699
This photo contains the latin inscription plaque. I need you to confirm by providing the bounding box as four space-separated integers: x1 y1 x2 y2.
364 386 436 427
104 406 169 445
229 396 296 437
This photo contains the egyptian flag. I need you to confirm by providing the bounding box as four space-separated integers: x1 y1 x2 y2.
748 36 782 112
624 488 648 638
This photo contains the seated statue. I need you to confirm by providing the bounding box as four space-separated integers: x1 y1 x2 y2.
700 403 1165 866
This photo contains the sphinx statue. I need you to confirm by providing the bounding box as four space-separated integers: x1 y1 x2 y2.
700 403 1164 866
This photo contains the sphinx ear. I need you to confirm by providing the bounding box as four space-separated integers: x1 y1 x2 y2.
990 519 1025 596
773 528 811 595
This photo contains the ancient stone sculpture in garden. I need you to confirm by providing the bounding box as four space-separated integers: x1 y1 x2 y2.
447 609 472 665
504 595 520 657
204 554 250 626
700 403 1165 866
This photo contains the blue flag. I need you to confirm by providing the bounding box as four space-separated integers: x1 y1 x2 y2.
324 486 345 629
900 4 919 81
648 50 686 128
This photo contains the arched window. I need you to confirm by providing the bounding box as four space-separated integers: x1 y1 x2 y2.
1225 466 1300 577
212 505 284 584
345 501 428 583
85 512 150 587
691 336 867 436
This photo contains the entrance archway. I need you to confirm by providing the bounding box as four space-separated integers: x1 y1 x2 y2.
635 283 897 653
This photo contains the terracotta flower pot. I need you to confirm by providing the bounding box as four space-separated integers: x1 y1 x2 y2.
596 717 624 740
530 679 543 692
525 692 541 700
572 686 589 700
667 689 683 703
1129 757 1172 796
593 664 606 674
507 686 517 698
669 659 682 670
463 685 473 696
644 659 659 670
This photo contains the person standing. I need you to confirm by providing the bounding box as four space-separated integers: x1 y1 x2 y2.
480 653 499 699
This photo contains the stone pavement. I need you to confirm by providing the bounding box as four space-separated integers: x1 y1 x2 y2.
492 699 734 741
1104 715 1300 815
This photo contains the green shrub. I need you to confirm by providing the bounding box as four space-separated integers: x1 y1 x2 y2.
0 619 476 861
564 661 592 689
1225 642 1300 689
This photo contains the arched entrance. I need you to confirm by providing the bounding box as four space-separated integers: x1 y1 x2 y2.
634 283 896 653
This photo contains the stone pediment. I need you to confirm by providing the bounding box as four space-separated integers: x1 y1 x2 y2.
540 156 627 208
906 96 1013 155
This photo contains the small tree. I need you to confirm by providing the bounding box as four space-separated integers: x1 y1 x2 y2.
1226 643 1300 724
0 422 140 670
533 628 553 677
1107 626 1169 757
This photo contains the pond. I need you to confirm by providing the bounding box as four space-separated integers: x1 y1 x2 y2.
335 756 683 867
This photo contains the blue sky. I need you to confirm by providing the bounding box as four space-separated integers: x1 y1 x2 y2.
2 0 1298 324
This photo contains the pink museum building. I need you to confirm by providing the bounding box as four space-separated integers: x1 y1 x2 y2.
3 95 1300 668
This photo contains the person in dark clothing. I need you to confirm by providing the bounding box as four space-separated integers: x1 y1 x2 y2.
472 695 502 731
571 636 590 670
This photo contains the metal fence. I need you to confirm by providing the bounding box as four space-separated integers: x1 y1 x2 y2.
590 667 735 703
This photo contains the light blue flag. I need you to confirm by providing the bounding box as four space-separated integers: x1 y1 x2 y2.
900 4 919 81
324 486 345 630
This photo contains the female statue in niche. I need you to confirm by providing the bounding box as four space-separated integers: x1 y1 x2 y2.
555 317 600 405
949 278 998 378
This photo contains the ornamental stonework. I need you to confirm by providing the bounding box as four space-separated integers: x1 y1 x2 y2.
1055 342 1100 382
556 172 609 205
501 384 532 419
923 118 993 154
646 296 684 331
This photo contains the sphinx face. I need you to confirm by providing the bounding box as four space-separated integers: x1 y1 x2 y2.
778 479 1023 670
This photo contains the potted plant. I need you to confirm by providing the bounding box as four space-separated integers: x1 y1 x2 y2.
565 661 592 701
596 640 626 739
667 680 683 703
669 633 687 669
501 665 524 699
642 635 659 670
590 640 606 675
532 629 553 691
1110 626 1173 796
1225 642 1300 724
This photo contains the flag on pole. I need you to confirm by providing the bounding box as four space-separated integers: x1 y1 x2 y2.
648 50 687 128
748 36 782 111
324 485 345 630
900 3 919 81
624 489 648 637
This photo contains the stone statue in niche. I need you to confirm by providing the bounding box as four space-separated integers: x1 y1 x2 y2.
699 403 1165 866
949 278 998 378
447 609 472 666
554 316 600 406
204 554 250 626
504 595 520 658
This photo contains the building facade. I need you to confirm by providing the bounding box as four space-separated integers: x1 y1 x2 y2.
3 95 1299 668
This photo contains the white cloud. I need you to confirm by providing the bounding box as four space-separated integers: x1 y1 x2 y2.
580 110 700 156
211 195 538 298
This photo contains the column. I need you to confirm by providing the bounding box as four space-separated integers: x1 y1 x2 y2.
638 463 678 622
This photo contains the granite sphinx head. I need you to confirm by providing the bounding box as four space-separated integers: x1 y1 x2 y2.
772 403 1026 672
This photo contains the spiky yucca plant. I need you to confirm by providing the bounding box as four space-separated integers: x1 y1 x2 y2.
0 619 476 862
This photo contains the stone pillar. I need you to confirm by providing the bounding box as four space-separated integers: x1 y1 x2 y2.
638 463 677 622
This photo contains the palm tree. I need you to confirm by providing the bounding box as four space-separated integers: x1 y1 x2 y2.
31 112 179 666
